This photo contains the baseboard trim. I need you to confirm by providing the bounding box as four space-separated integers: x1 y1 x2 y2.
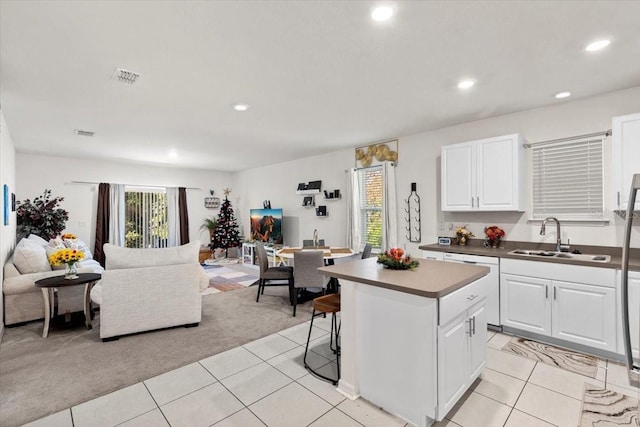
337 380 360 400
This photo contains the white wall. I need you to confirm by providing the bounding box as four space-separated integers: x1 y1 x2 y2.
233 149 353 247
233 87 640 253
1 111 17 336
16 154 233 250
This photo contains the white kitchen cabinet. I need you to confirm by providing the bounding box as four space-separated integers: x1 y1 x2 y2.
617 270 640 358
422 250 444 261
501 274 551 335
501 259 617 352
437 299 487 418
441 133 525 211
612 113 640 211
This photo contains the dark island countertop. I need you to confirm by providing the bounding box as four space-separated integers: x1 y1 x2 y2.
419 239 640 271
318 257 489 298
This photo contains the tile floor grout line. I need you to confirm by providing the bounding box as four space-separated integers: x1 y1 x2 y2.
293 375 347 408
334 406 368 427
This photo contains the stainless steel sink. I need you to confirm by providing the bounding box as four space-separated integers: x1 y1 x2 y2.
508 249 611 263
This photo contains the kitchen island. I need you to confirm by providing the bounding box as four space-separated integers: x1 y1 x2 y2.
318 257 490 427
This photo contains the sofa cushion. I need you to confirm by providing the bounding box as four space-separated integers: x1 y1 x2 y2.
104 241 201 270
13 239 52 274
63 238 93 259
27 234 49 246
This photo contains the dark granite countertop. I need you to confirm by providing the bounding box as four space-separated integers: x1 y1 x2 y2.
419 239 640 272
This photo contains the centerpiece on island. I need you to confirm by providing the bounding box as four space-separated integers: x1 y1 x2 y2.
377 248 419 270
455 225 474 245
484 225 505 248
49 248 85 279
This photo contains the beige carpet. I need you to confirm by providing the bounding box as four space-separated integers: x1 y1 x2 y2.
0 286 312 427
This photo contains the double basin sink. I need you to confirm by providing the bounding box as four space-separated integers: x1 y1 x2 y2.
508 249 611 263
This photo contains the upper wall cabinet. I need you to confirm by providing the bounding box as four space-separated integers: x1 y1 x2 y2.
441 134 526 211
612 113 640 211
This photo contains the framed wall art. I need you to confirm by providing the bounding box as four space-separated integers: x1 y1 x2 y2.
355 139 398 168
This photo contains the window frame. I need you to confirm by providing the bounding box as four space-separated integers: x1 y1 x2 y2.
357 165 383 250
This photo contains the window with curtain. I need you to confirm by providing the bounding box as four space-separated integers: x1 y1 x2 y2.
358 166 383 248
125 187 169 248
531 137 604 220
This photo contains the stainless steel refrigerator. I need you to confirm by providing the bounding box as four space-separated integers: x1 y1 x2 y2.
621 173 640 402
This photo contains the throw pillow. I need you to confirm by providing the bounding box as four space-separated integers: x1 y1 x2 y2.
27 234 49 247
13 239 52 274
63 238 93 259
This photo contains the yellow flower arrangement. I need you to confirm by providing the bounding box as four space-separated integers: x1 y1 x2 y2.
48 248 85 267
61 233 77 239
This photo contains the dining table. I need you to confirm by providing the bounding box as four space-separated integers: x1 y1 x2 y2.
275 246 356 294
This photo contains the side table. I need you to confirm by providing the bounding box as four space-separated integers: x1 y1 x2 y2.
35 273 102 338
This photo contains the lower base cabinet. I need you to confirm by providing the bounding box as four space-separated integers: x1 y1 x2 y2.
501 259 617 353
437 300 487 417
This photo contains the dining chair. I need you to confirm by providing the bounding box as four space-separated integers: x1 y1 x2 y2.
362 243 372 259
255 243 294 304
292 250 326 317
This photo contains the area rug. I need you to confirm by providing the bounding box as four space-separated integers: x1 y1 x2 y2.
579 384 639 426
502 337 600 378
202 265 258 295
0 286 311 427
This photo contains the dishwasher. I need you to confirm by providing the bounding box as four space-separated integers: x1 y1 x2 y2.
443 253 500 329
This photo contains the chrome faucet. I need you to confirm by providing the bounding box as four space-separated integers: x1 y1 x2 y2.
540 217 561 253
313 229 319 248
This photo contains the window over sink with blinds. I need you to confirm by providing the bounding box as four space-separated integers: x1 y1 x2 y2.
531 136 605 221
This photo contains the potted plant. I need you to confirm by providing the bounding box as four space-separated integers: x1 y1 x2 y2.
200 216 218 244
16 189 69 239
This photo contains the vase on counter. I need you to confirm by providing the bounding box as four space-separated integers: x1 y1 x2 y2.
458 235 467 245
485 238 500 248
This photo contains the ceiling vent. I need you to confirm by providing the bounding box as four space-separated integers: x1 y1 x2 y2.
74 129 95 137
113 68 140 84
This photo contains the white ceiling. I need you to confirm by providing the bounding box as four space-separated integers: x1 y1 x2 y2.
1 1 639 172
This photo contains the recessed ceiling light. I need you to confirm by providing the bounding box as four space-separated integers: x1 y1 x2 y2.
585 39 610 52
555 91 571 99
168 149 177 158
371 4 395 22
457 79 475 90
233 103 249 112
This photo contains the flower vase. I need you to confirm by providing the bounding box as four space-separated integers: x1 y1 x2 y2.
64 263 78 280
485 238 500 248
458 235 467 245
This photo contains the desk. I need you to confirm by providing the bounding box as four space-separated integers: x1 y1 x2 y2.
35 273 102 338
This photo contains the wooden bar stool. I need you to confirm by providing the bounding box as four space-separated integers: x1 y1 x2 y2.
303 293 340 385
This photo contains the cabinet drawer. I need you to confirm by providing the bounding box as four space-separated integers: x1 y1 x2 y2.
439 278 488 325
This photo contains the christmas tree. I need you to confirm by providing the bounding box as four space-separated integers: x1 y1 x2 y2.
211 189 241 257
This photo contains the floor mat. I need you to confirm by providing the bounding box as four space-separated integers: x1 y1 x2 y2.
202 265 258 295
502 336 600 378
580 383 639 426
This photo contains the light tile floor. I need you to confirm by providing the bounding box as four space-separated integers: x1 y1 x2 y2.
23 323 639 427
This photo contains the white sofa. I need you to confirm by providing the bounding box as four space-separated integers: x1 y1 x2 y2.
90 241 209 341
3 236 104 325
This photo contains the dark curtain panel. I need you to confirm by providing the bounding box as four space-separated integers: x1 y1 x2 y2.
94 183 110 267
178 187 190 245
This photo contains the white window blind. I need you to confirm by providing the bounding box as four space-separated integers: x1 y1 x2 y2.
125 188 169 248
532 138 604 220
358 166 383 248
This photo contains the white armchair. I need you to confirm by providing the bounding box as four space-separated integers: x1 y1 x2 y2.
90 241 209 341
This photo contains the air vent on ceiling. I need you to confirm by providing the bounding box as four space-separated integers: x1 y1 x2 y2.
74 129 95 137
113 67 140 84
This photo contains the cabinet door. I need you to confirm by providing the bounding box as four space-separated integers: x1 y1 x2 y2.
476 135 523 211
552 280 616 351
501 274 551 335
612 113 640 211
468 302 487 382
442 142 475 211
437 312 468 419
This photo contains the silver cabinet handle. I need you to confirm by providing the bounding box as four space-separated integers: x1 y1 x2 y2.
467 319 473 337
545 285 548 299
472 316 476 335
471 197 474 208
463 260 477 264
554 286 557 300
476 196 479 207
